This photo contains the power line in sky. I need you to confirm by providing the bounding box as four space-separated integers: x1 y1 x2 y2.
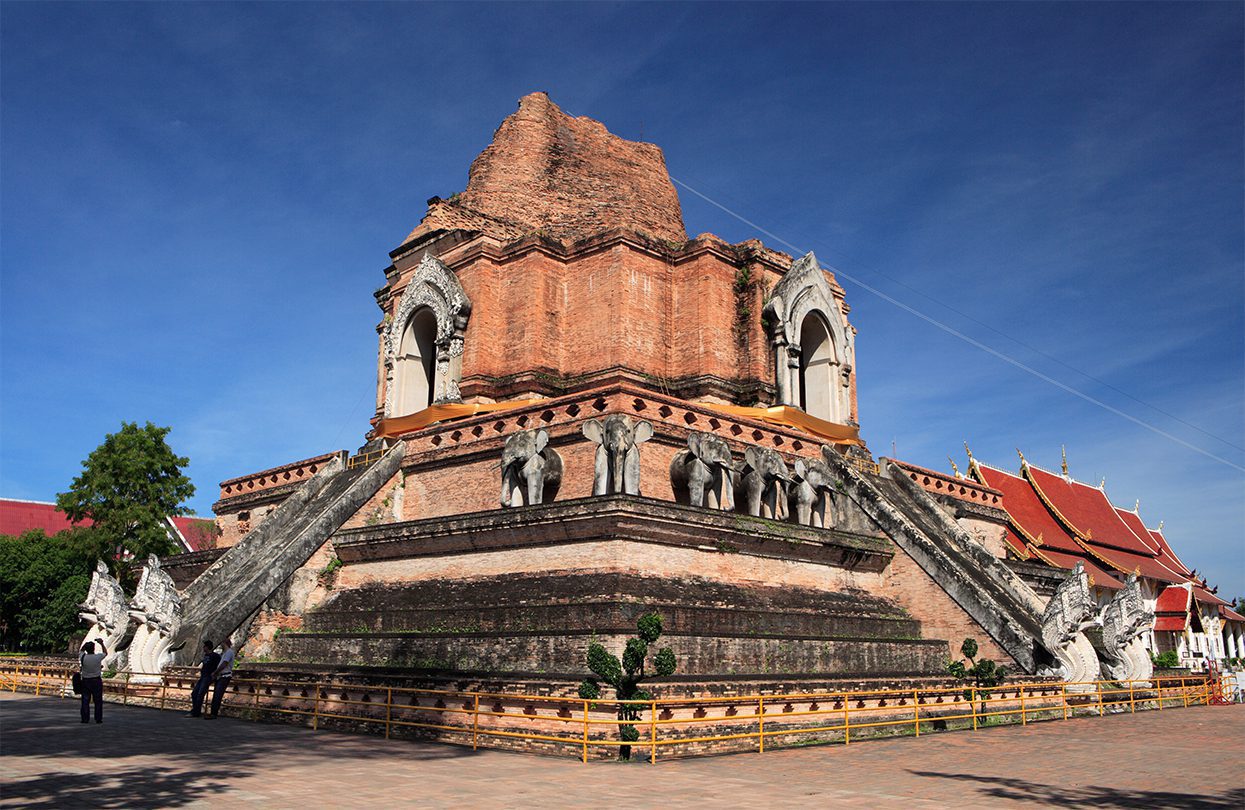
671 176 1245 475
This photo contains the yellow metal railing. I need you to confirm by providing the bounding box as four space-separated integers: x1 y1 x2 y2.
347 449 384 470
1 665 1218 762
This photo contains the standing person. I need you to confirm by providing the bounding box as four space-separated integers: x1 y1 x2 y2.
205 637 235 720
185 640 220 718
78 639 107 724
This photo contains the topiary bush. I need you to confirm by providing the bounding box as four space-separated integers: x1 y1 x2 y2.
948 637 1007 716
578 611 676 760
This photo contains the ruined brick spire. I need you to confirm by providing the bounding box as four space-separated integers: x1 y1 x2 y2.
402 93 686 246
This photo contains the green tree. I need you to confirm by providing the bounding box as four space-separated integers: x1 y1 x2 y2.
947 637 1007 716
0 529 95 651
56 421 195 574
578 612 677 761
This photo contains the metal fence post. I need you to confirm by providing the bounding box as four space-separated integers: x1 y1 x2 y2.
581 700 589 764
1157 679 1164 710
971 688 978 730
1095 681 1104 717
1020 686 1026 726
650 700 658 764
385 687 393 740
1182 677 1190 708
758 697 765 753
160 675 168 711
313 686 321 731
472 694 479 751
123 672 129 705
844 697 851 746
913 690 920 737
1129 680 1136 713
35 667 43 697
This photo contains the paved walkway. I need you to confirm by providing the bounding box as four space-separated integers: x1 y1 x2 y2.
2 692 1242 808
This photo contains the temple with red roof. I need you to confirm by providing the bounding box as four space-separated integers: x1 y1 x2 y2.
891 450 1241 671
0 498 216 554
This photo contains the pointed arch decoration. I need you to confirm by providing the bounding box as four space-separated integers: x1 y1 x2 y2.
383 254 473 416
761 251 855 424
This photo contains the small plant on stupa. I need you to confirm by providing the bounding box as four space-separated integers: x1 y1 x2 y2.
947 637 1007 716
578 612 677 761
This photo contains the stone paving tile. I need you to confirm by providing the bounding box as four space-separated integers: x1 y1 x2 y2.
2 692 1242 808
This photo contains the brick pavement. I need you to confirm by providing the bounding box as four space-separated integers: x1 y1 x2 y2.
2 692 1242 808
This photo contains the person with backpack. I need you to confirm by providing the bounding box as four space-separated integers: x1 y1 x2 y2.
78 639 107 724
185 640 221 718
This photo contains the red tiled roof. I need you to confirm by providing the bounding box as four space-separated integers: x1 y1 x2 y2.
974 464 1084 554
1027 545 1124 590
0 498 89 536
0 498 211 552
1155 584 1192 614
1191 585 1229 608
1111 507 1163 556
1146 526 1193 577
1024 465 1159 556
1002 526 1031 558
1220 606 1245 623
1154 615 1187 632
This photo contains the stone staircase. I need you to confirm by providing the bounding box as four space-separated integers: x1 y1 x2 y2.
171 443 405 665
822 452 1051 673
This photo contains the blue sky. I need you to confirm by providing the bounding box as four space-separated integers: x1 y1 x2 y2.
2 3 1241 596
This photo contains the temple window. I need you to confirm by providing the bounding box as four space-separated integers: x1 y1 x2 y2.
797 312 836 422
395 307 438 415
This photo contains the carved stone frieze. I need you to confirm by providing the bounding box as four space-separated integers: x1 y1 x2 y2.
126 555 183 680
1039 562 1102 687
78 560 132 671
1097 574 1154 682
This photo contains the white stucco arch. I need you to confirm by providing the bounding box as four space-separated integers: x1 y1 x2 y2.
383 254 472 417
762 251 855 423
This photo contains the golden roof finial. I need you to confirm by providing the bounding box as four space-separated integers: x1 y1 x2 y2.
1061 445 1068 477
1098 477 1106 489
948 456 961 478
1016 448 1028 469
963 441 974 462
1158 520 1164 531
1134 499 1140 513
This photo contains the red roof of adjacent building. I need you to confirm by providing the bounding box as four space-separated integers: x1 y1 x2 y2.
972 463 1124 589
1154 615 1188 632
1220 606 1245 624
0 498 213 552
1155 584 1192 614
1024 464 1159 556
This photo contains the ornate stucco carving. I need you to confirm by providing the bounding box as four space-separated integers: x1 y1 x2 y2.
1039 562 1102 688
78 560 133 670
1098 573 1154 682
383 253 472 414
762 251 855 420
126 555 183 680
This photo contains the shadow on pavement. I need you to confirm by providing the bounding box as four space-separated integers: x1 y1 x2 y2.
2 766 235 809
908 770 1245 809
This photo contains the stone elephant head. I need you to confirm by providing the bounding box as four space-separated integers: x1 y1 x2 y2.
740 446 793 519
790 456 837 528
501 428 563 507
669 431 735 510
581 415 653 496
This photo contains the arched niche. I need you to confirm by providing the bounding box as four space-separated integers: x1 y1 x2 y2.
761 251 855 423
395 307 438 414
383 254 472 417
797 311 837 422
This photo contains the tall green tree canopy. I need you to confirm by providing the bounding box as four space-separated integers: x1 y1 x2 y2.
56 421 195 568
0 529 95 651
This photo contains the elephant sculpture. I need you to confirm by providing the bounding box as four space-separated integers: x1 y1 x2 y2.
790 453 838 527
739 446 792 519
501 428 563 507
670 432 735 510
581 415 653 496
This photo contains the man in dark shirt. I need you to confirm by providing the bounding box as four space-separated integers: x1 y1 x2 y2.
185 640 221 718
